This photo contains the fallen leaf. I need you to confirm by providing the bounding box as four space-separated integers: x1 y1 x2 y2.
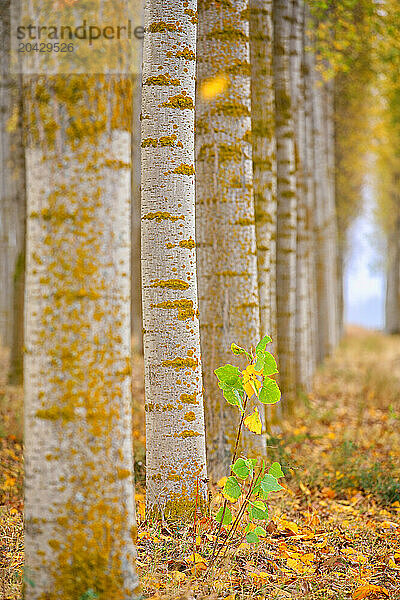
352 584 390 599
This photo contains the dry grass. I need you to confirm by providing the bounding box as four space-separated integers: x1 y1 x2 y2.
1 327 400 599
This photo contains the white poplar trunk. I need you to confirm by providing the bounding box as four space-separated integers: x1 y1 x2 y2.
141 0 208 517
302 20 318 376
273 0 297 409
385 183 400 334
24 75 139 599
196 0 263 481
290 0 310 391
0 0 25 351
323 79 340 347
249 0 279 429
249 0 276 340
131 73 143 353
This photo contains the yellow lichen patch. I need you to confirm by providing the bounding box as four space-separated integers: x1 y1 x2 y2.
117 468 131 479
176 47 195 61
103 159 130 169
172 163 195 175
179 238 195 249
162 357 198 370
175 430 201 438
150 279 189 290
161 94 195 110
149 21 178 33
145 74 181 86
184 411 196 422
184 8 198 23
153 299 195 320
143 211 184 222
35 405 75 422
141 137 158 147
159 134 177 146
180 392 199 404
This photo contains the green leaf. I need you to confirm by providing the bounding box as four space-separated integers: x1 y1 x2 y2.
214 364 241 384
260 474 284 495
259 379 281 404
232 458 250 479
256 335 272 353
223 476 242 501
261 352 279 376
254 525 267 537
269 462 284 479
246 531 259 544
249 500 268 520
215 506 233 525
220 386 243 409
231 343 251 359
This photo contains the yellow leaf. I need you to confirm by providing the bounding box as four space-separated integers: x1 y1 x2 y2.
299 481 311 495
242 365 263 397
185 552 207 565
353 584 389 600
224 595 236 600
244 408 262 434
200 74 230 100
279 520 299 535
217 476 228 488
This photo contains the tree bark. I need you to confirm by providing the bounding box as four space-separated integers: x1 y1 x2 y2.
24 75 139 599
141 0 208 516
385 181 400 334
302 4 318 378
196 0 264 481
0 0 25 353
273 0 297 409
290 0 311 391
249 0 279 429
131 73 143 354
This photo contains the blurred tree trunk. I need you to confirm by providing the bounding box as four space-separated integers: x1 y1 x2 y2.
249 0 279 430
0 0 25 355
323 78 340 348
196 0 263 481
141 0 208 515
24 75 139 599
302 5 318 378
131 73 143 354
310 61 337 362
385 180 400 334
273 0 297 409
290 0 311 392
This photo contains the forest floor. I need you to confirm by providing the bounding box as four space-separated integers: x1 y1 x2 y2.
1 327 400 599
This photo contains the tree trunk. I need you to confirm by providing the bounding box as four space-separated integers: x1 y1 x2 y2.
290 0 311 391
24 75 139 599
196 0 263 481
141 0 208 517
302 4 318 378
310 61 337 362
273 0 297 409
249 0 279 429
131 73 143 354
0 0 25 352
385 184 400 334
